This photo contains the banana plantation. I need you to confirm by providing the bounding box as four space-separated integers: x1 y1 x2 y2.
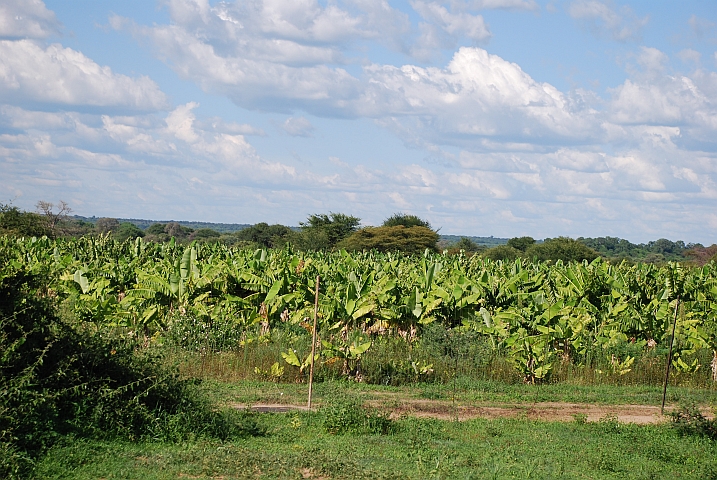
4 234 717 384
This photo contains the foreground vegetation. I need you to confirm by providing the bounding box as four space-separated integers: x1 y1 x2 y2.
3 233 716 384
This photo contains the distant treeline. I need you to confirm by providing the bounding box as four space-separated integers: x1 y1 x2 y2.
73 215 252 234
1 202 715 265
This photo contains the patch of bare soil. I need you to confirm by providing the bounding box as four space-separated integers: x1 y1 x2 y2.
229 399 694 424
368 399 669 424
228 403 310 413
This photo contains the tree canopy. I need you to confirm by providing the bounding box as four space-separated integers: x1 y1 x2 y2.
382 213 432 229
0 204 52 238
526 237 599 263
300 212 360 249
234 223 292 248
507 236 535 252
339 225 439 254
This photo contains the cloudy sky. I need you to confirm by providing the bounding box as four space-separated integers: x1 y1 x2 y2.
1 0 716 243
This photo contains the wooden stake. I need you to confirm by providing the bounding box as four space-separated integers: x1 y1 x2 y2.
307 275 320 410
661 296 680 415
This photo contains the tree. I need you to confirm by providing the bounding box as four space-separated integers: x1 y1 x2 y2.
507 236 535 252
234 223 293 248
114 223 145 242
146 223 167 235
481 245 521 262
300 212 360 248
453 237 481 252
0 204 52 238
96 217 120 234
338 226 439 254
35 200 72 236
382 213 431 229
189 228 221 243
525 237 598 263
165 222 191 238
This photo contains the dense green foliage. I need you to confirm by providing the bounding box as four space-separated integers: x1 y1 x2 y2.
526 237 600 263
0 204 53 238
578 236 696 263
382 213 432 229
0 260 260 478
506 236 535 251
234 222 293 248
1 234 716 386
299 212 361 248
339 225 439 254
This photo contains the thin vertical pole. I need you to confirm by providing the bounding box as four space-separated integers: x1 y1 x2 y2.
307 275 320 410
661 296 680 415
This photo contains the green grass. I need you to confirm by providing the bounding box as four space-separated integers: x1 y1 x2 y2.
203 377 717 409
34 412 717 479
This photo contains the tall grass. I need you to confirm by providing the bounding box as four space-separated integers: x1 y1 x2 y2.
164 320 715 389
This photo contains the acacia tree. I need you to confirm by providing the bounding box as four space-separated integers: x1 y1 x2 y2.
382 213 432 229
299 212 360 249
338 225 439 254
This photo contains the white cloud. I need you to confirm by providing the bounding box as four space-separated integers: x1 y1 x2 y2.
609 48 717 139
362 47 598 145
126 12 598 144
688 14 714 40
568 0 648 42
280 117 315 137
0 0 59 39
449 0 538 10
408 1 491 60
412 1 491 42
329 156 349 167
677 49 701 66
0 40 168 111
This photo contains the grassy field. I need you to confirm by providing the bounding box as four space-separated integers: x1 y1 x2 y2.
205 377 717 408
34 411 717 479
31 379 717 479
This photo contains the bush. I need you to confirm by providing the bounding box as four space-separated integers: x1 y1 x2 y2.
0 266 259 477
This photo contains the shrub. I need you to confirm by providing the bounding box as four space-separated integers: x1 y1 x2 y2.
0 265 260 477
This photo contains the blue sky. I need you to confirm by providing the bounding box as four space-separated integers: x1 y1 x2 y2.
1 1 717 243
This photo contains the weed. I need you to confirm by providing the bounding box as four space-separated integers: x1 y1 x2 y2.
669 403 717 440
321 398 393 435
573 413 588 424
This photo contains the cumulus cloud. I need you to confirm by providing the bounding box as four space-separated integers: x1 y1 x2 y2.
0 0 59 39
362 47 599 147
608 47 717 145
568 0 648 42
279 117 315 137
0 40 168 111
119 7 598 145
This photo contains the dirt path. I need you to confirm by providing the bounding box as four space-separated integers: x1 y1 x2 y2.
228 398 706 424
